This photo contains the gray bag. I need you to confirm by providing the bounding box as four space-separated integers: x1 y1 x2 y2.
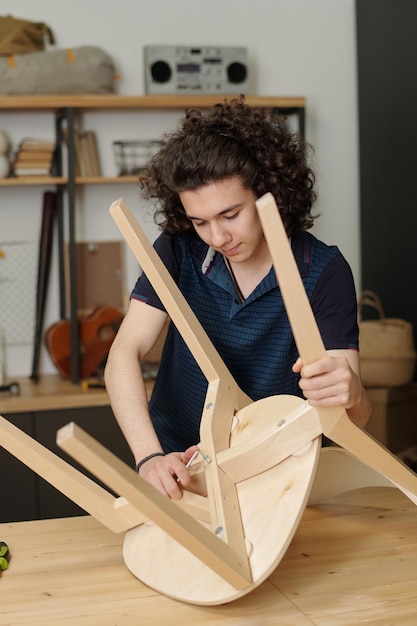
0 46 116 94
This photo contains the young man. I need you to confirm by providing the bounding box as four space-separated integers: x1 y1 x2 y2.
104 97 372 499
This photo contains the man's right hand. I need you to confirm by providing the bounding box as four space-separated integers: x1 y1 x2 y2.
138 445 200 499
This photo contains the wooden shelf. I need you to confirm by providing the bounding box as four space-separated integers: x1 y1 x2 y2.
74 175 138 184
0 175 67 186
0 94 305 112
0 175 139 186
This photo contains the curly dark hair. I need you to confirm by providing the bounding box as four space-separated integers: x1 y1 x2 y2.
139 96 317 237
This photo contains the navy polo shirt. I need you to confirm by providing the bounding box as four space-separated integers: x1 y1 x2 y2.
131 231 359 453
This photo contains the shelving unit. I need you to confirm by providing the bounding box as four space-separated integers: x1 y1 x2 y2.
0 94 306 383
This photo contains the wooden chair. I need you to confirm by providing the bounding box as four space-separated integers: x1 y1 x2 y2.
1 194 416 606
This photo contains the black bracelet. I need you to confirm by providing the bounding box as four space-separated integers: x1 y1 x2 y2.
135 452 165 474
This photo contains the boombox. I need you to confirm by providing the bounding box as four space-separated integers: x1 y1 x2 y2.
144 45 249 95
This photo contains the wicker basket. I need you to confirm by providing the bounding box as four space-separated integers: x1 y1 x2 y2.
360 355 416 388
358 291 416 387
112 140 164 176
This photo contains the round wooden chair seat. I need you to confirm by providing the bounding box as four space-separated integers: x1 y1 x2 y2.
123 395 321 605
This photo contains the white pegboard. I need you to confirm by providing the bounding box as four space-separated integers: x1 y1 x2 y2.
0 215 37 345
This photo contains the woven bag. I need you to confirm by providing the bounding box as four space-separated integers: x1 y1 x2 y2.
358 290 416 387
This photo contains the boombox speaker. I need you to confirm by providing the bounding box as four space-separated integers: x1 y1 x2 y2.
144 45 249 95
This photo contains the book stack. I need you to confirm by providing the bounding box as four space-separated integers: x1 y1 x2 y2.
74 130 101 177
13 138 55 176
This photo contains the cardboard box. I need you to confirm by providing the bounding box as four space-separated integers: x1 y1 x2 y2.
365 384 417 453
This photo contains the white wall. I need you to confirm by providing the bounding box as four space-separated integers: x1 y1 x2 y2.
0 0 360 377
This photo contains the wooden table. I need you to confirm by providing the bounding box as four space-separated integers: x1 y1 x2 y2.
0 375 155 523
0 374 153 414
1 486 416 625
0 375 111 414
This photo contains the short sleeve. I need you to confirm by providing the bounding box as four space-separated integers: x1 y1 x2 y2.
311 254 359 350
130 233 182 312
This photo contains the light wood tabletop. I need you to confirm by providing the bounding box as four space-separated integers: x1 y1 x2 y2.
1 486 416 625
0 374 154 414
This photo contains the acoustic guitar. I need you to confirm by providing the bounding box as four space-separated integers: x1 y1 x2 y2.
45 305 124 379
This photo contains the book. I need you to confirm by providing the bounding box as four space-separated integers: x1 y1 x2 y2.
14 161 52 169
13 148 54 176
14 162 52 169
14 167 51 176
85 131 101 177
19 137 56 152
13 137 55 176
15 150 55 161
79 132 93 176
74 130 101 177
61 127 101 178
74 131 88 177
14 152 53 162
